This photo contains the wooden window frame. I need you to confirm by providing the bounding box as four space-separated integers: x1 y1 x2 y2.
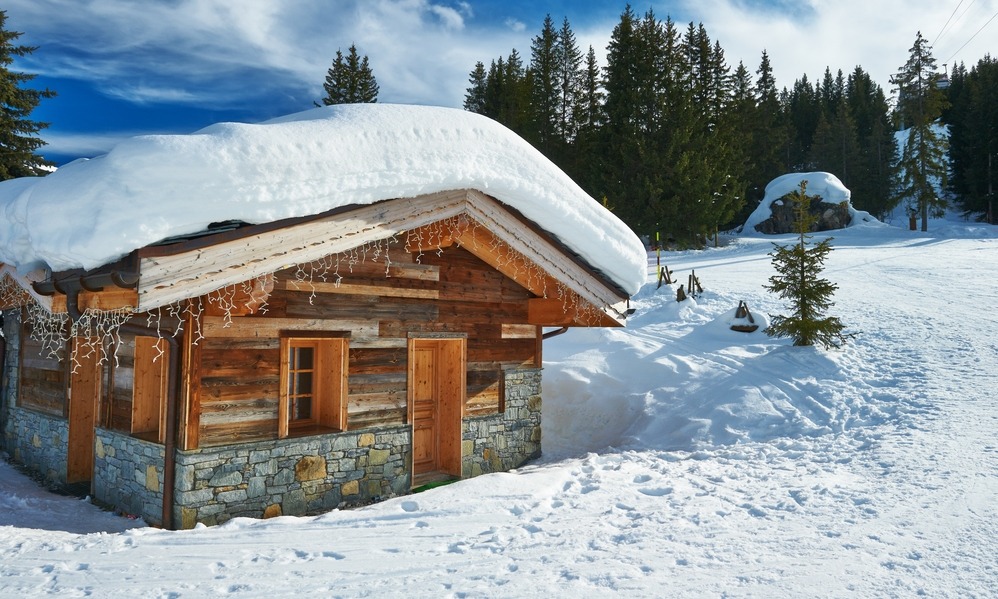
131 336 169 443
278 332 348 438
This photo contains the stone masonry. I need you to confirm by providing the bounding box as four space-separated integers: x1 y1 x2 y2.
3 313 544 528
462 368 542 477
172 425 411 528
93 429 165 524
5 407 69 486
2 311 71 487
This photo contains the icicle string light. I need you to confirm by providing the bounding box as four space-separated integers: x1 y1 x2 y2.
3 220 609 370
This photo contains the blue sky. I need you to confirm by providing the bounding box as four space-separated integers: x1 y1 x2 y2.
6 0 995 165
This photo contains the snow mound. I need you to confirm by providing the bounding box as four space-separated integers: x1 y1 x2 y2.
0 104 645 294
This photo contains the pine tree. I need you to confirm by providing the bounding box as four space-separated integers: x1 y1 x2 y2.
745 51 789 209
890 32 949 231
319 44 379 105
0 10 56 179
785 74 822 169
845 66 899 219
810 96 861 188
529 15 559 152
946 56 997 222
571 45 604 193
554 17 583 144
463 61 487 113
500 48 532 136
600 5 650 231
764 180 851 349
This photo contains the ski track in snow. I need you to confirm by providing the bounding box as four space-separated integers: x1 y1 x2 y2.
2 223 997 597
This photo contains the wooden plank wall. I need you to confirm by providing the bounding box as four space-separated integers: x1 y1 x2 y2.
107 336 136 431
17 318 68 418
193 245 540 448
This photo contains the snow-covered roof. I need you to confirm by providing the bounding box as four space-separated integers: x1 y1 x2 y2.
0 104 646 295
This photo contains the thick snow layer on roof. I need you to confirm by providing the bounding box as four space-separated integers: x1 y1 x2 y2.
743 171 877 233
0 104 646 294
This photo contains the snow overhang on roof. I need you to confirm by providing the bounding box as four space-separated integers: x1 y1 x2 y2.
0 104 646 296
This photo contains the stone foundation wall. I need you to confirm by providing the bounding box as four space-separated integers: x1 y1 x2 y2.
2 310 69 486
4 406 69 486
463 368 542 477
93 429 165 525
2 319 544 529
173 426 411 528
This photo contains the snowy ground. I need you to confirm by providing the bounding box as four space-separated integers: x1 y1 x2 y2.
2 214 996 597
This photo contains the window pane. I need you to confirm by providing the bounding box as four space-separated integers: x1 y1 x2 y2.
294 396 312 420
293 346 314 369
295 372 313 395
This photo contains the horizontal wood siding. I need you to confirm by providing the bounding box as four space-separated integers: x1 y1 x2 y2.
18 320 67 418
108 337 135 432
199 337 280 446
193 244 540 447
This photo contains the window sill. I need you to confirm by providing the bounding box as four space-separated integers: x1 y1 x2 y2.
131 430 163 444
285 424 343 438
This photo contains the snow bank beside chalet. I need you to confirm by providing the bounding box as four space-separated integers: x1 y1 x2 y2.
0 104 646 294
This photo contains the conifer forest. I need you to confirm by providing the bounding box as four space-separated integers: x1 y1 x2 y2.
463 9 998 244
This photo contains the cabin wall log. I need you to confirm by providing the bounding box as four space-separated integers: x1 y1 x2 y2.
189 245 542 449
17 319 68 418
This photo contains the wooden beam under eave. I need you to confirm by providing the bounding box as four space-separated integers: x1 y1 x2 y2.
456 227 625 327
527 298 625 327
453 229 561 300
49 288 139 314
404 223 457 253
527 298 576 326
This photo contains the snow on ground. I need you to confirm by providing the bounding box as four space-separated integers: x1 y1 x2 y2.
2 213 997 597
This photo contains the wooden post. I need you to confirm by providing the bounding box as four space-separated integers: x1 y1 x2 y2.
676 285 686 302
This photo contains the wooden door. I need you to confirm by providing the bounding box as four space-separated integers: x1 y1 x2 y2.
411 345 438 474
408 338 466 483
67 338 101 484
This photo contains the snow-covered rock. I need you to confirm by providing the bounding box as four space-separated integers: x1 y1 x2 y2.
744 171 876 234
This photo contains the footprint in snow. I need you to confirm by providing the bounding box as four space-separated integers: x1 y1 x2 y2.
400 500 419 512
638 486 673 497
741 503 767 518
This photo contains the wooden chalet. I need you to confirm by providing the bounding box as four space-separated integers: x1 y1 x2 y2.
1 188 633 528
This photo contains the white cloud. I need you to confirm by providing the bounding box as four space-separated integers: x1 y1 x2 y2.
679 0 997 94
505 18 527 33
429 5 467 29
4 0 995 122
40 131 142 158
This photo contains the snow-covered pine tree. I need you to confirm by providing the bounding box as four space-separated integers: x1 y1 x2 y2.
0 10 56 179
764 180 851 349
319 44 379 105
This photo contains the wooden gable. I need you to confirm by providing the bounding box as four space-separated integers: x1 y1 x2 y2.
134 189 629 327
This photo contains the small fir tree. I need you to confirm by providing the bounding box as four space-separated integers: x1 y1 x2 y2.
764 180 851 349
319 44 379 105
